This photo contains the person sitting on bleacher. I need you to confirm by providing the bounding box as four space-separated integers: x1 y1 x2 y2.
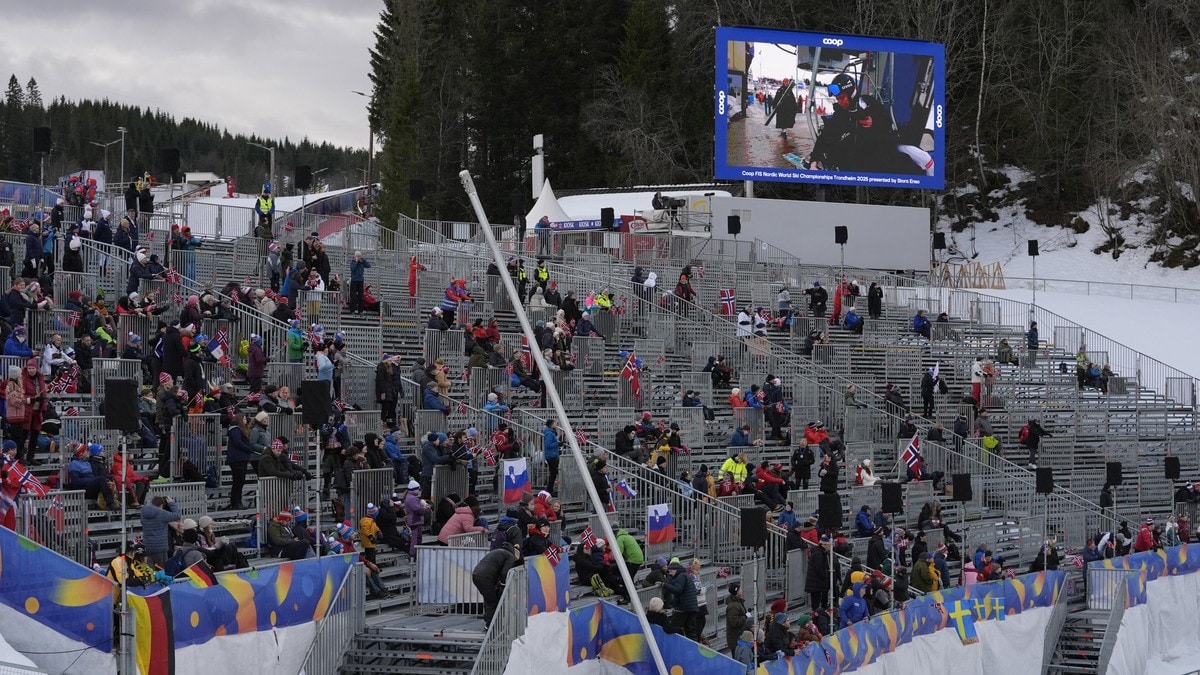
67 442 118 510
718 453 749 495
912 309 931 339
855 458 879 487
997 338 1017 366
743 384 763 409
730 424 753 447
753 461 787 511
843 306 864 335
574 311 602 339
728 387 747 408
855 505 875 537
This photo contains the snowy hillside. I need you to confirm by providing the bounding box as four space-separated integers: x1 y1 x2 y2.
935 166 1200 289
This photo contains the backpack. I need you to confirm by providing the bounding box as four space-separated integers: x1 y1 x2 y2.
1017 424 1030 444
590 575 615 597
162 547 196 576
67 459 93 486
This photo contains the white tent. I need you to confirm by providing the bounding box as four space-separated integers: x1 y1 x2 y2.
525 179 572 225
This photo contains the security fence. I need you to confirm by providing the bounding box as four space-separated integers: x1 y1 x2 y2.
15 489 88 566
468 563 528 675
256 476 309 550
300 561 365 675
144 481 208 521
349 468 393 530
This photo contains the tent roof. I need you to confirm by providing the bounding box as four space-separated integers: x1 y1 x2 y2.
525 180 571 224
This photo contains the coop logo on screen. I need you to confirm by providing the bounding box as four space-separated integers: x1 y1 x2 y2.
821 38 845 46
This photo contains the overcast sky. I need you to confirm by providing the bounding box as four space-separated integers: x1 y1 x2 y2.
1 1 379 149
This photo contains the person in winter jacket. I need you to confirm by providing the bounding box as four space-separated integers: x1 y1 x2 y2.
402 480 431 559
910 552 940 592
246 334 267 393
1019 419 1052 468
912 310 931 339
818 454 839 494
1134 519 1156 552
855 505 875 537
140 497 182 565
438 500 487 544
838 583 870 629
663 561 703 641
725 583 750 654
867 282 883 319
542 418 561 493
804 281 828 317
226 414 256 510
1026 321 1040 365
472 542 521 625
3 325 32 358
855 458 879 487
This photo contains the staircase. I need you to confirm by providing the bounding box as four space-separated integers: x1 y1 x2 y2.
1045 567 1122 674
341 622 487 675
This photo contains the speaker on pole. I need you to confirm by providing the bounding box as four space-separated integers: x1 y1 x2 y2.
727 215 741 236
951 473 973 502
104 379 141 432
295 165 313 191
933 232 947 250
740 506 769 548
1166 456 1181 480
600 207 614 230
300 380 334 426
1106 461 1123 486
410 179 426 202
1036 467 1055 495
881 482 904 514
817 493 843 529
834 225 848 245
1027 240 1039 257
509 190 523 215
159 148 180 175
32 127 52 154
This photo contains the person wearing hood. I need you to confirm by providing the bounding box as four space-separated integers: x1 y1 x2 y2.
472 542 522 626
286 320 307 363
3 324 32 358
725 583 749 656
838 583 870 629
614 528 644 573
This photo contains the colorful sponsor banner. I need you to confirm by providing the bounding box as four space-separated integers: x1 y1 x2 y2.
527 553 570 616
757 571 1066 675
165 554 354 648
1089 543 1200 606
551 220 606 231
0 526 115 652
568 600 744 675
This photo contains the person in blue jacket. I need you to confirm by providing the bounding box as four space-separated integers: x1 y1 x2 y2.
855 505 875 537
348 251 371 314
743 384 763 408
730 424 752 447
844 306 864 335
543 418 561 494
838 582 869 629
384 430 407 485
912 309 931 339
3 325 33 358
419 432 453 494
422 380 449 414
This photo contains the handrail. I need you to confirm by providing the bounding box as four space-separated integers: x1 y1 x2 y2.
1096 574 1128 673
300 561 365 673
468 562 528 675
1041 580 1070 671
999 275 1200 304
408 223 1133 526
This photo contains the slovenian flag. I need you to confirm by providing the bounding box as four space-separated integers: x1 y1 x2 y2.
502 457 531 504
614 479 637 498
647 503 676 545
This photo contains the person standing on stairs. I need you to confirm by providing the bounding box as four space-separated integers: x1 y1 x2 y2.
543 418 561 494
1025 321 1039 367
348 251 371 315
530 258 550 302
1018 418 1051 469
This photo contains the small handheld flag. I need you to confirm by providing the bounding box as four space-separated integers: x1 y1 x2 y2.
501 458 531 505
614 479 637 499
901 434 923 480
719 288 736 315
545 545 561 567
179 559 218 587
580 526 597 549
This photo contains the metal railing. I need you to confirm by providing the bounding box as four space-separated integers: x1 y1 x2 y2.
469 563 528 675
1041 584 1070 671
997 275 1200 305
1096 573 1130 673
1086 567 1143 612
300 561 365 675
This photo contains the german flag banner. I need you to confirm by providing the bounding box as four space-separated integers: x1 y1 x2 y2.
179 560 217 588
127 587 175 675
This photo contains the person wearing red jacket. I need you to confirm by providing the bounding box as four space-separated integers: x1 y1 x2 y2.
754 460 787 510
1134 519 1156 552
111 445 149 506
804 421 830 453
532 490 557 520
407 255 426 299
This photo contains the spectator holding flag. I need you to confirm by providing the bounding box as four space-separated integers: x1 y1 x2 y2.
543 418 561 494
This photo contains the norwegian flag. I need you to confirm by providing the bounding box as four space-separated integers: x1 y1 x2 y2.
656 356 666 365
212 327 231 366
63 406 80 417
545 544 562 567
719 288 736 315
244 391 262 403
482 445 497 467
47 495 66 534
163 267 182 284
455 402 468 415
230 287 240 304
333 398 347 412
716 567 730 579
901 434 923 479
520 336 532 370
573 429 589 445
159 372 173 386
47 365 79 394
460 368 469 383
580 526 597 549
64 311 80 327
283 220 295 233
1066 554 1084 568
171 292 183 305
191 390 204 408
504 363 513 378
620 352 641 399
3 457 49 498
307 325 323 347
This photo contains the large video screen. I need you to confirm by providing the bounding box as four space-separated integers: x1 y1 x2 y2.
715 27 945 190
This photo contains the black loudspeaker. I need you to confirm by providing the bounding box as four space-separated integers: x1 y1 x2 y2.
740 506 769 548
1027 240 1039 257
295 165 312 191
410 179 426 202
601 207 614 230
1106 461 1123 486
104 379 141 432
727 215 742 236
933 232 947 250
301 380 334 426
835 225 848 245
32 127 51 154
881 482 904 514
510 191 524 216
817 493 843 529
159 148 180 175
952 473 973 502
1036 467 1055 495
1166 456 1181 480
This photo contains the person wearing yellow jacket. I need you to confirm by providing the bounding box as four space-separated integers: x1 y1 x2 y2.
719 452 749 487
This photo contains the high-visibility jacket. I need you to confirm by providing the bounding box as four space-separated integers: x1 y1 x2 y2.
535 266 549 282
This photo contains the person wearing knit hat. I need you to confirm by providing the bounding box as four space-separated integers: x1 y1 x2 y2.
181 518 198 530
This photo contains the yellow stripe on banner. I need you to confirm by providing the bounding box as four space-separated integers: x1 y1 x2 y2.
126 593 152 675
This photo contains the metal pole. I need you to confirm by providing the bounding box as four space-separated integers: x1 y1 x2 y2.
312 425 320 554
118 127 127 186
118 433 130 675
459 169 669 675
